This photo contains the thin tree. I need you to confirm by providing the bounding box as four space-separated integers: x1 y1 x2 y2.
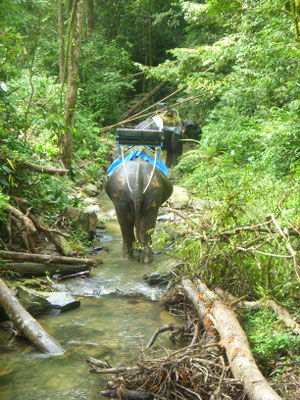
86 0 94 36
61 0 84 169
58 0 65 83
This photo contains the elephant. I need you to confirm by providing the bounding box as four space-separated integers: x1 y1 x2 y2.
135 117 202 168
105 157 173 263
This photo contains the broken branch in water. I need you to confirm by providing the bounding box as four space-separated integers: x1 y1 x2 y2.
0 277 65 355
146 324 184 349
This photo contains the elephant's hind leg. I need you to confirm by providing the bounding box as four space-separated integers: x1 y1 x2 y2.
114 204 135 259
139 209 159 263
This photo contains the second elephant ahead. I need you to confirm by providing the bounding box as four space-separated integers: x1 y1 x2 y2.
105 157 173 263
135 117 202 168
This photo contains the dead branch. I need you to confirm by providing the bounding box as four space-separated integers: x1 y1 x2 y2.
10 216 31 253
86 356 140 375
0 250 100 266
270 213 300 281
215 287 300 335
89 341 245 400
18 160 69 175
0 277 65 355
219 224 299 237
146 324 184 349
26 211 66 255
189 320 200 347
181 278 282 400
6 203 36 234
166 207 197 226
12 196 69 238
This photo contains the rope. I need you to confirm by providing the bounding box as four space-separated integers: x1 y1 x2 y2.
121 147 133 193
121 147 159 195
100 90 210 133
143 147 158 194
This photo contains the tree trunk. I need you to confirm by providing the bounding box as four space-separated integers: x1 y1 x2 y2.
1 262 91 276
0 278 65 355
181 279 282 400
85 0 94 36
61 0 84 169
107 0 121 41
0 250 99 266
58 0 65 83
19 160 69 175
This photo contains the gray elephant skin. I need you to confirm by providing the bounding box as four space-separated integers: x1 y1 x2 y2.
136 118 202 167
105 158 173 263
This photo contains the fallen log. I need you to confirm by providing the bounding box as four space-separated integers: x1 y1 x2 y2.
1 262 91 276
181 279 282 400
0 278 65 355
19 160 69 175
0 250 100 266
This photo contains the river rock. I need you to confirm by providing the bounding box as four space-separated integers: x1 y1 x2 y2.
62 206 97 239
169 185 189 209
143 272 170 286
83 184 99 197
18 286 80 315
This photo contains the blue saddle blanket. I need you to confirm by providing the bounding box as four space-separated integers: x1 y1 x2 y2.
107 150 169 176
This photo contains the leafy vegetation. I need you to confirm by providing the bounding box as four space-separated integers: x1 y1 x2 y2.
243 308 299 363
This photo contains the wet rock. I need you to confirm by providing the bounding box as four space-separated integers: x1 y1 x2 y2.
62 206 97 239
85 204 102 217
83 184 99 197
143 272 170 287
18 286 80 315
84 197 98 205
91 245 109 253
169 185 189 209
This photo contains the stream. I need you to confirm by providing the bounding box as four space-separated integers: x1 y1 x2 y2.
0 193 182 400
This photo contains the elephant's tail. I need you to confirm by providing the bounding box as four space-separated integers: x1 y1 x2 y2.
132 160 143 243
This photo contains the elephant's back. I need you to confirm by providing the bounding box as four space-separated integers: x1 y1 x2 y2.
106 158 172 198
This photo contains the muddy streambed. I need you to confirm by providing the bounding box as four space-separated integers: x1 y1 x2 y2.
0 193 182 400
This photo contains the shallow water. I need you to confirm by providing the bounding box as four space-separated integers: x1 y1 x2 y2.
0 194 181 400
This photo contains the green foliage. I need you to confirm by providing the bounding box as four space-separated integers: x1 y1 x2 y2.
0 189 9 221
0 28 24 81
22 174 70 218
79 35 135 124
171 142 300 302
243 309 300 363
